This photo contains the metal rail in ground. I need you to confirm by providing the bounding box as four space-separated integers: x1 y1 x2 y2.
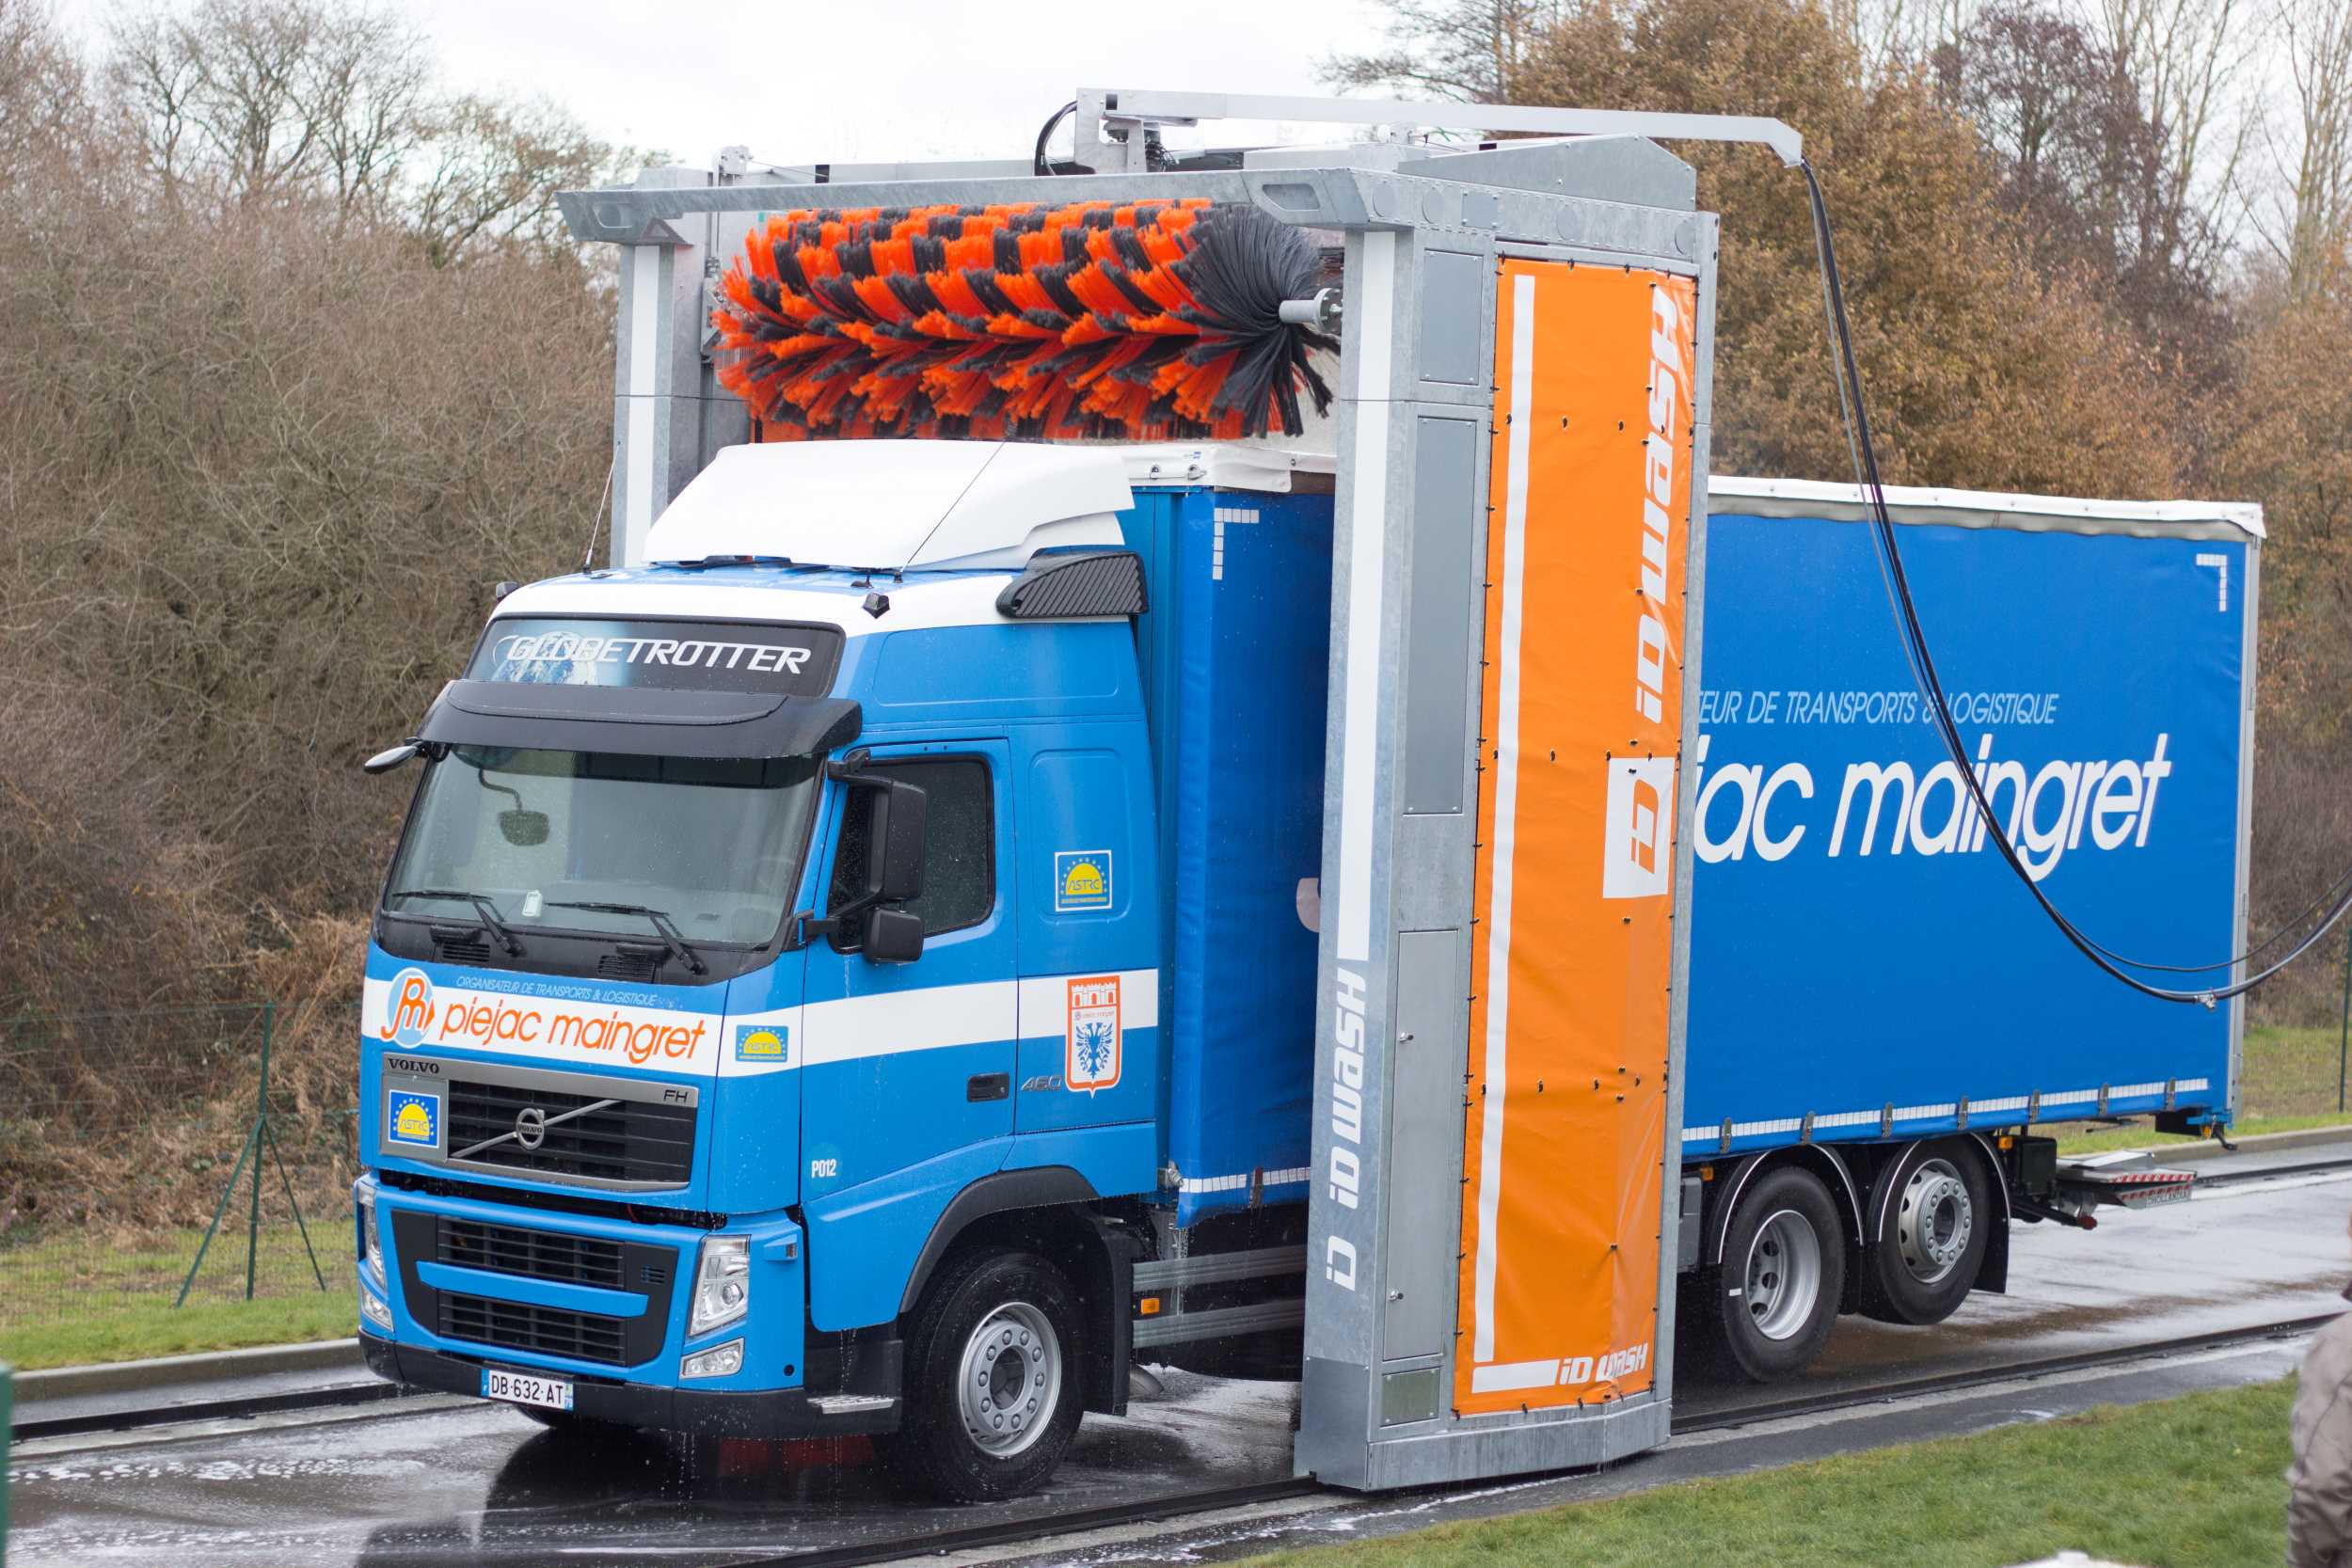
9 1380 409 1443
2189 1155 2352 1188
1675 1311 2336 1434
17 1299 2333 1465
703 1312 2337 1568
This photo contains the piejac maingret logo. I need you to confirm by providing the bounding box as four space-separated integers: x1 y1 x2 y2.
382 967 436 1047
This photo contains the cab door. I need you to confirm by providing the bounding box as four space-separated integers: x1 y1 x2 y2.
797 742 1018 1202
1013 730 1159 1135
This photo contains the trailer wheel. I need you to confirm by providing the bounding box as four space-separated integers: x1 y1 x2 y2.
1708 1165 1846 1380
880 1247 1083 1502
1860 1140 1990 1325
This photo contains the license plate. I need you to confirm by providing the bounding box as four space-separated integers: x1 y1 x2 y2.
482 1367 575 1412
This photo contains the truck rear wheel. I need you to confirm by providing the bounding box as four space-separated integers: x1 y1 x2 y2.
880 1247 1084 1502
1859 1140 1990 1325
1706 1165 1846 1381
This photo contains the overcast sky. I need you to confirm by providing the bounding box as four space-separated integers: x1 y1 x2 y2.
56 0 1394 172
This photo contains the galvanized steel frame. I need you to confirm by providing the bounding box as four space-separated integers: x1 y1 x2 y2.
559 122 1740 1492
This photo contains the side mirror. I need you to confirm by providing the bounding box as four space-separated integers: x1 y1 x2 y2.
499 809 550 847
362 742 421 775
866 778 928 905
861 905 925 964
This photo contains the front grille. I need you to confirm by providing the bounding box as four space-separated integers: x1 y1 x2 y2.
596 951 661 982
438 1216 626 1289
438 1291 628 1365
445 1077 695 1186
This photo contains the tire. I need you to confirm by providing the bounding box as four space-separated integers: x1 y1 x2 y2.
1705 1164 1846 1381
879 1247 1085 1502
1859 1139 1991 1325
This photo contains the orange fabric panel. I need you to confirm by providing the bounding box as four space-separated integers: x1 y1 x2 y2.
1453 260 1696 1417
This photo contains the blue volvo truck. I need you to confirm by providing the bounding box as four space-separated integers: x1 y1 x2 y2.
353 436 2258 1497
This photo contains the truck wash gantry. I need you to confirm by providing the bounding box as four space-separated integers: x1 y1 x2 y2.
557 92 1770 1490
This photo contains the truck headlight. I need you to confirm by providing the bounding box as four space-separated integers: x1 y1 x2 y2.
359 1288 394 1335
358 1189 385 1288
689 1235 749 1337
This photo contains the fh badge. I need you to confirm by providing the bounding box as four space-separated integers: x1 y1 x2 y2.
1065 976 1122 1093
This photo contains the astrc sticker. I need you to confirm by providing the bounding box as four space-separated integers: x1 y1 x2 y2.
734 1024 789 1065
1054 850 1112 912
1065 975 1122 1093
386 1089 441 1150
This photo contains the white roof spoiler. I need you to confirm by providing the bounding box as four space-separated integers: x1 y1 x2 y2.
645 440 1135 572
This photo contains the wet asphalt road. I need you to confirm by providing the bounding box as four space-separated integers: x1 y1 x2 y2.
9 1148 2348 1568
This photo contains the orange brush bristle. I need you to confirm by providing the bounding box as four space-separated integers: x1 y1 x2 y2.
709 199 1335 442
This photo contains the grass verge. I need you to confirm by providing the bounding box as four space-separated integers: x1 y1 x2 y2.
1248 1379 2294 1568
0 1223 353 1370
2054 1023 2352 1153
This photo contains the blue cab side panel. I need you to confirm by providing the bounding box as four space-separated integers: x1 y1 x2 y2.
798 620 1164 1333
1685 515 2248 1156
1122 488 1336 1225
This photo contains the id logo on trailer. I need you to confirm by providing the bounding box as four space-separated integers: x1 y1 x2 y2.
1601 756 1677 900
1065 976 1122 1093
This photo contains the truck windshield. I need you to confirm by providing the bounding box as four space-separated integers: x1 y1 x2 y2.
384 747 819 948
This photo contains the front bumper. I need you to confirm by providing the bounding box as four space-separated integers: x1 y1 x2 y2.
360 1335 901 1439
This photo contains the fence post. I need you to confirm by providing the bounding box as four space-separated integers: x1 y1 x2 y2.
2339 922 2350 1117
245 1003 273 1301
176 1118 259 1307
2 1359 12 1559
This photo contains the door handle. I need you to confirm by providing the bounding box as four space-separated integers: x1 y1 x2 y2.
966 1072 1009 1102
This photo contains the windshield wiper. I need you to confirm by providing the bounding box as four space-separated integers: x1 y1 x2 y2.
541 901 708 975
388 887 524 957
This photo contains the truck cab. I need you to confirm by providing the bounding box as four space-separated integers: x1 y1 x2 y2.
354 438 1319 1498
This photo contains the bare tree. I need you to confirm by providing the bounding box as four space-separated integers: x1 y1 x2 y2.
103 0 433 214
411 94 612 264
1325 0 1578 102
0 0 87 185
2260 0 2352 296
294 3 432 222
1837 0 1979 77
103 5 203 201
2087 0 2254 281
1942 5 2160 274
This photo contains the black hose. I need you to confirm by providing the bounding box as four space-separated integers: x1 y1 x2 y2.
1034 102 1078 177
1797 158 2352 1006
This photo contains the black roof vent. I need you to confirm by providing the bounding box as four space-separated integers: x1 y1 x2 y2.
995 549 1148 620
431 928 493 965
596 949 663 983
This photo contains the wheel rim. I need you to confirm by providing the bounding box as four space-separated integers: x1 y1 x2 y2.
1741 1208 1824 1341
955 1301 1062 1458
1895 1157 1974 1286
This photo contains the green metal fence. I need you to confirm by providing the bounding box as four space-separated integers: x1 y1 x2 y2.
0 1000 359 1368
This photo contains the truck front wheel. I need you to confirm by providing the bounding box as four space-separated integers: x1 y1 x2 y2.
1705 1165 1846 1380
881 1247 1084 1501
1859 1140 1990 1325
